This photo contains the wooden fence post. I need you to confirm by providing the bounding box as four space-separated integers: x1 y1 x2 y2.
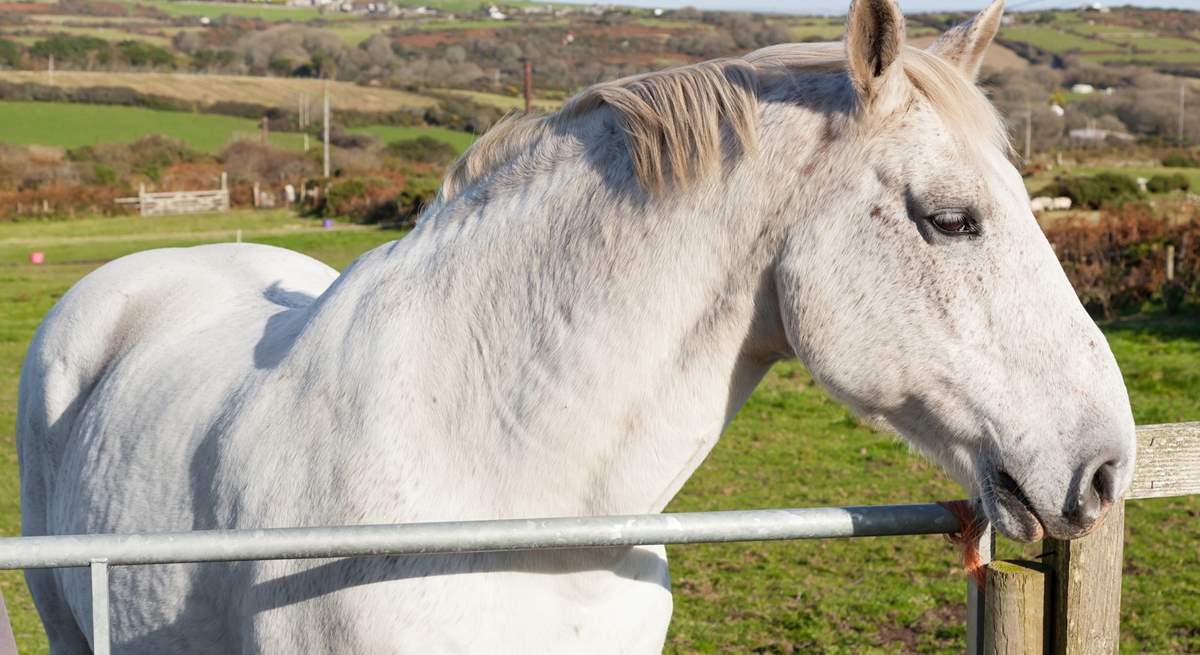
1043 501 1125 655
983 560 1049 655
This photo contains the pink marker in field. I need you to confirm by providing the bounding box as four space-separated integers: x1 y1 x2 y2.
29 251 45 264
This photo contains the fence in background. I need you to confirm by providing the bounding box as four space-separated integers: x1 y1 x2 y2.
115 173 229 217
1 422 1197 655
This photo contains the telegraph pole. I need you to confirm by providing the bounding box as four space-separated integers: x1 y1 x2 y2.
1180 83 1187 145
300 93 309 153
1024 106 1032 164
322 82 330 179
523 60 533 113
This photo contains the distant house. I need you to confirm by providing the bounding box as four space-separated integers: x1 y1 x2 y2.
488 5 507 20
1071 84 1095 95
1069 127 1134 142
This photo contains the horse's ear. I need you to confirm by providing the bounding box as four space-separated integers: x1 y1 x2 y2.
844 0 906 103
927 0 1004 81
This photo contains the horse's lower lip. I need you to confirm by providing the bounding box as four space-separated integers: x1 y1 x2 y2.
989 471 1046 541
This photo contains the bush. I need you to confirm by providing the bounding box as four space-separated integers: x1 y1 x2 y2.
1146 173 1190 194
0 39 19 69
1036 172 1141 210
385 136 458 165
1162 151 1199 168
218 141 316 186
1044 203 1200 318
319 175 407 223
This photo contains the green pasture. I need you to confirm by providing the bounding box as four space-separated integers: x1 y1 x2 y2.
347 124 475 152
117 0 358 22
1024 166 1200 198
0 101 475 155
0 101 304 153
1085 50 1200 66
1000 26 1111 53
444 89 561 111
0 211 1197 654
0 26 174 47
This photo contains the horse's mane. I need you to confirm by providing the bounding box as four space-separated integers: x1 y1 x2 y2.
439 42 1009 202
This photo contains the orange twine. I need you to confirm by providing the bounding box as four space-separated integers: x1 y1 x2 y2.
938 500 988 589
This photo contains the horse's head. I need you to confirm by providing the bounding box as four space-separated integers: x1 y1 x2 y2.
773 0 1135 542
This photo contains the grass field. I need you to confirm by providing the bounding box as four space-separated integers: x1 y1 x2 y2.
1000 26 1112 53
0 26 174 47
0 101 305 153
1024 166 1200 198
347 124 476 151
444 89 561 111
0 71 437 113
116 0 358 22
0 212 1197 654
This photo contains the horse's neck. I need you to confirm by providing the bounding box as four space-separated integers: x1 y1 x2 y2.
318 155 789 520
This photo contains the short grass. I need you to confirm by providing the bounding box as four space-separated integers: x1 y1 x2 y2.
443 89 561 111
1000 25 1111 53
0 26 173 46
1025 166 1200 198
0 71 437 113
116 0 360 22
0 212 1197 654
347 124 475 152
0 101 304 153
1085 51 1200 66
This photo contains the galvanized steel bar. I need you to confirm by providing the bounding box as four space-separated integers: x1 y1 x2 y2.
0 503 962 570
90 559 110 655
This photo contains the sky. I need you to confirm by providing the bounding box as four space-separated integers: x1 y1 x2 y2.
540 0 1200 15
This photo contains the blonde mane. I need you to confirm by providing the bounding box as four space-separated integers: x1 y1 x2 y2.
439 42 1009 203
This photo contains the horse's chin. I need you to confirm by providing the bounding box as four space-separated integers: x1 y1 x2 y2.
979 476 1046 543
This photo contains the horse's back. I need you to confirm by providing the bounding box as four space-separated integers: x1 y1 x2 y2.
17 243 337 653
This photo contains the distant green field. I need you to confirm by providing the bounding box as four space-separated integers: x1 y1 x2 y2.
1001 25 1111 53
445 89 560 111
118 0 358 21
0 101 478 155
0 101 304 153
1086 51 1200 66
347 124 475 152
0 26 173 47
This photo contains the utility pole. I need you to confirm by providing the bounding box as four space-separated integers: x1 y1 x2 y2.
523 60 533 113
1024 105 1033 165
261 115 269 145
322 81 331 179
48 55 53 83
299 93 309 153
1180 83 1187 145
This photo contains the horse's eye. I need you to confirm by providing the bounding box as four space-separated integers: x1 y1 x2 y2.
927 210 977 236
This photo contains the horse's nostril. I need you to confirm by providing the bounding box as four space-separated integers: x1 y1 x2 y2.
996 469 1021 495
1092 460 1117 506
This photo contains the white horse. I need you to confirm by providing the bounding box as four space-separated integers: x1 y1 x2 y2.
18 1 1136 652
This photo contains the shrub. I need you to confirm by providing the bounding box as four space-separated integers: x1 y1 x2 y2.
385 136 458 165
0 39 19 69
218 141 316 186
1146 173 1190 194
319 174 407 223
1162 151 1199 168
1036 172 1141 210
1044 203 1200 318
